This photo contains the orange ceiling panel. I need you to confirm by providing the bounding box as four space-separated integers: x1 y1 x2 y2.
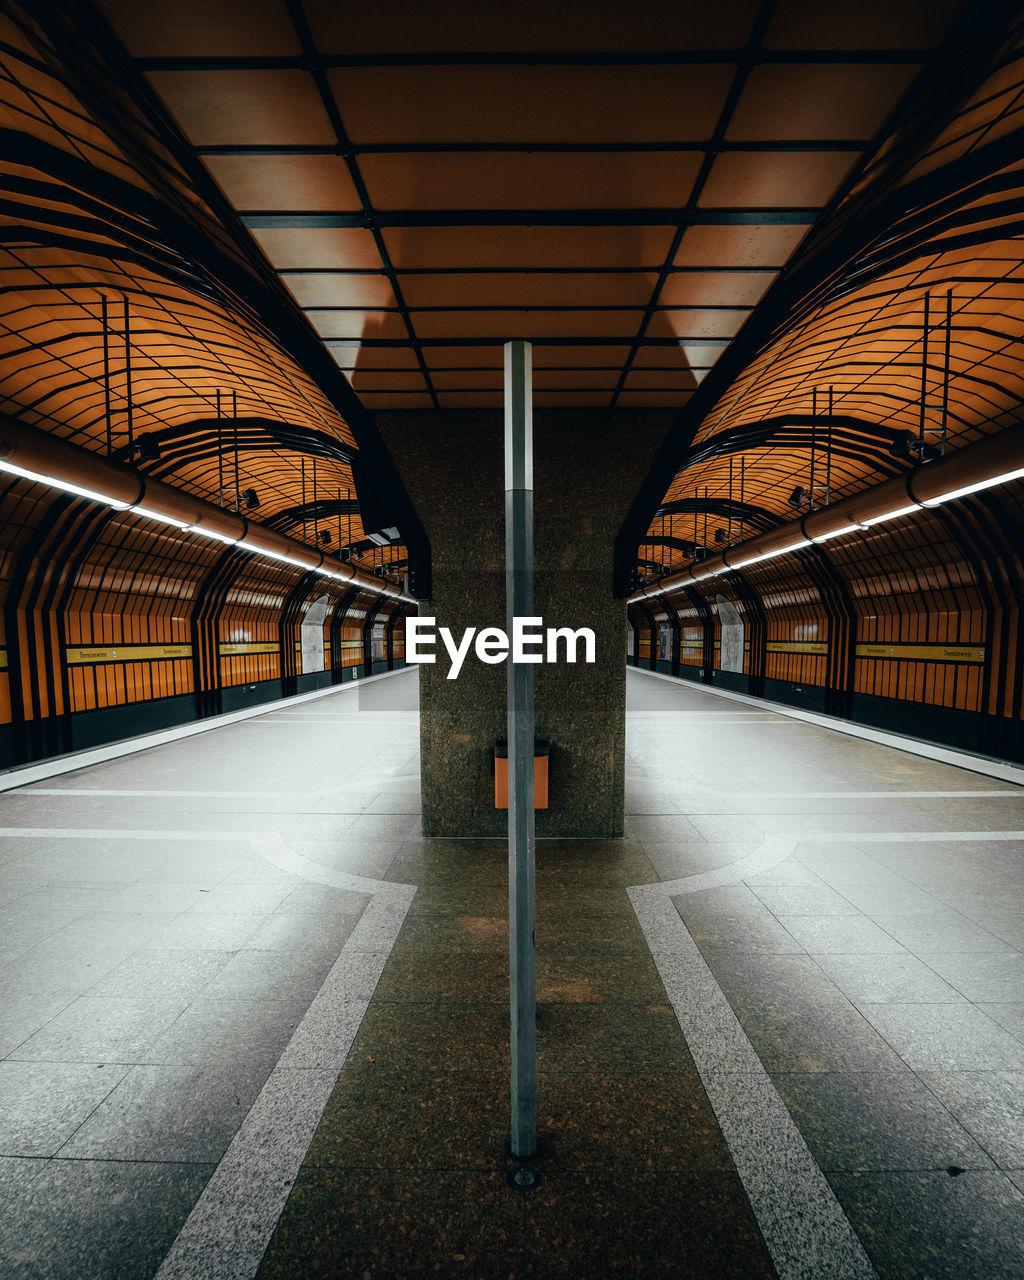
358 151 702 212
429 370 503 390
305 0 759 54
699 151 859 207
282 273 398 309
203 155 361 213
632 346 713 369
248 228 383 271
146 70 335 146
659 271 778 308
649 309 750 339
532 369 619 390
763 0 962 50
330 346 422 371
305 310 409 340
352 392 435 411
623 369 702 391
419 346 505 369
411 310 646 339
330 65 735 145
397 273 660 309
727 64 920 141
533 392 613 407
381 225 677 271
95 0 301 56
673 223 811 267
347 370 428 393
528 345 632 368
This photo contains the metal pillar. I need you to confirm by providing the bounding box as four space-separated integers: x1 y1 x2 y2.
504 339 537 1162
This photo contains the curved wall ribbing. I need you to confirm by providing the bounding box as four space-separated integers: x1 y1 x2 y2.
629 481 1024 763
0 476 411 768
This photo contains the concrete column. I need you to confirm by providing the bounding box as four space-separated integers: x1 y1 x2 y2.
375 409 674 837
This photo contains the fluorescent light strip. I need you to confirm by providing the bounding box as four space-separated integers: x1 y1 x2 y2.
923 463 1024 507
190 526 239 546
861 502 921 527
810 523 863 543
731 537 810 570
260 548 314 569
0 459 130 509
1 457 406 601
129 505 191 530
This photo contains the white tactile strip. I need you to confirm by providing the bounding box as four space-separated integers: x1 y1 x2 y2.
629 876 878 1280
0 822 415 1280
153 876 415 1280
630 824 1024 1280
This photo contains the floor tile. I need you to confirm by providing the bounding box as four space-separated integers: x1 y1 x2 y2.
9 995 189 1064
920 1071 1024 1166
0 1061 126 1156
773 1070 992 1172
916 952 1024 1003
777 914 907 956
859 1004 1024 1071
256 1168 523 1280
813 953 967 1004
58 1061 270 1161
830 1170 1024 1280
0 1157 213 1280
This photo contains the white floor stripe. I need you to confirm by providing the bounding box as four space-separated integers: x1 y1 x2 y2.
629 883 878 1280
629 812 1024 1278
153 878 416 1280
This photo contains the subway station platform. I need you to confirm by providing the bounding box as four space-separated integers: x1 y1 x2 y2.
1 666 1023 1279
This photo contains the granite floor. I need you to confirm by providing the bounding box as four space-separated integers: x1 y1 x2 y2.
0 665 1023 1277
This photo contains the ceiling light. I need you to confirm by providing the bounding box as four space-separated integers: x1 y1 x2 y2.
129 504 190 530
261 548 312 568
860 502 921 527
0 458 130 509
921 464 1024 507
190 525 238 545
809 523 863 543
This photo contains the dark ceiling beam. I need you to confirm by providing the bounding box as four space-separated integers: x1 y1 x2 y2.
132 51 936 70
273 264 784 276
197 140 866 155
654 497 779 532
324 336 730 347
240 209 818 229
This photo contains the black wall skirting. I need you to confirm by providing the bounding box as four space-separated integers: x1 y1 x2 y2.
221 679 285 714
763 677 828 714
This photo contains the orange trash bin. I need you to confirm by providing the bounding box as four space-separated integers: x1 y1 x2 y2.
494 739 549 810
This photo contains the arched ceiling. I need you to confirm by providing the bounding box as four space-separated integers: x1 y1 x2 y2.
2 0 1022 596
635 9 1024 584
